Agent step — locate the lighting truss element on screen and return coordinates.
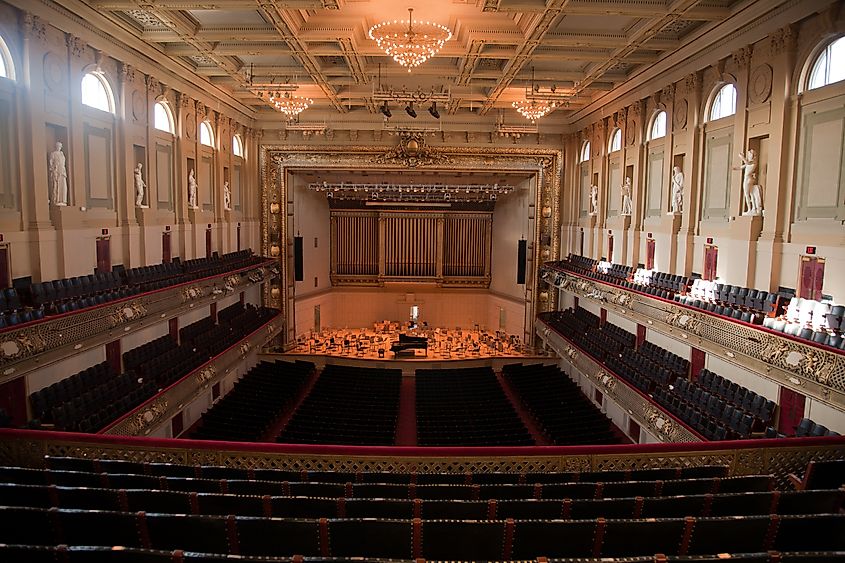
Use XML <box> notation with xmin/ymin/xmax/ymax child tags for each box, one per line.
<box><xmin>307</xmin><ymin>182</ymin><xmax>515</xmax><ymax>203</ymax></box>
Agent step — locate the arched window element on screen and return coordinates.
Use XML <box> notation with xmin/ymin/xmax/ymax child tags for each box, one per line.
<box><xmin>608</xmin><ymin>128</ymin><xmax>622</xmax><ymax>152</ymax></box>
<box><xmin>232</xmin><ymin>135</ymin><xmax>244</xmax><ymax>158</ymax></box>
<box><xmin>153</xmin><ymin>101</ymin><xmax>174</xmax><ymax>134</ymax></box>
<box><xmin>199</xmin><ymin>121</ymin><xmax>214</xmax><ymax>147</ymax></box>
<box><xmin>580</xmin><ymin>141</ymin><xmax>590</xmax><ymax>163</ymax></box>
<box><xmin>0</xmin><ymin>35</ymin><xmax>13</xmax><ymax>80</ymax></box>
<box><xmin>649</xmin><ymin>111</ymin><xmax>667</xmax><ymax>140</ymax></box>
<box><xmin>81</xmin><ymin>72</ymin><xmax>115</xmax><ymax>113</ymax></box>
<box><xmin>708</xmin><ymin>83</ymin><xmax>736</xmax><ymax>121</ymax></box>
<box><xmin>808</xmin><ymin>36</ymin><xmax>845</xmax><ymax>90</ymax></box>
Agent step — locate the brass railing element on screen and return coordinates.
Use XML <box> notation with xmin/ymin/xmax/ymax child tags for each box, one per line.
<box><xmin>0</xmin><ymin>429</ymin><xmax>842</xmax><ymax>491</ymax></box>
<box><xmin>540</xmin><ymin>264</ymin><xmax>845</xmax><ymax>411</ymax></box>
<box><xmin>0</xmin><ymin>259</ymin><xmax>278</xmax><ymax>386</ymax></box>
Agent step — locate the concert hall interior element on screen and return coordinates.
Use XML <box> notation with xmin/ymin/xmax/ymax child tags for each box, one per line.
<box><xmin>0</xmin><ymin>0</ymin><xmax>844</xmax><ymax>561</ymax></box>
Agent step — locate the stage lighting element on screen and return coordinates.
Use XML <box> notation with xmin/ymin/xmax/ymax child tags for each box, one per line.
<box><xmin>428</xmin><ymin>102</ymin><xmax>440</xmax><ymax>119</ymax></box>
<box><xmin>405</xmin><ymin>103</ymin><xmax>417</xmax><ymax>118</ymax></box>
<box><xmin>380</xmin><ymin>102</ymin><xmax>392</xmax><ymax>118</ymax></box>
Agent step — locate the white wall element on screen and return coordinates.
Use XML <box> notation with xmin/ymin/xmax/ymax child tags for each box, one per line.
<box><xmin>26</xmin><ymin>347</ymin><xmax>105</xmax><ymax>394</ymax></box>
<box><xmin>490</xmin><ymin>180</ymin><xmax>533</xmax><ymax>300</ymax></box>
<box><xmin>293</xmin><ymin>178</ymin><xmax>331</xmax><ymax>297</ymax></box>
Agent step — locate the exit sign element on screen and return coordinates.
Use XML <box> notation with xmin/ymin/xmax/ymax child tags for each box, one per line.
<box><xmin>806</xmin><ymin>246</ymin><xmax>816</xmax><ymax>255</ymax></box>
<box><xmin>706</xmin><ymin>237</ymin><xmax>714</xmax><ymax>244</ymax></box>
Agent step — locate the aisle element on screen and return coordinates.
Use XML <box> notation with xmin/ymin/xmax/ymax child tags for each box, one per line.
<box><xmin>395</xmin><ymin>376</ymin><xmax>417</xmax><ymax>446</ymax></box>
<box><xmin>495</xmin><ymin>372</ymin><xmax>552</xmax><ymax>446</ymax></box>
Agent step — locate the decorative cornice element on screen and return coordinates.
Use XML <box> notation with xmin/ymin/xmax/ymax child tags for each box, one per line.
<box><xmin>65</xmin><ymin>33</ymin><xmax>87</xmax><ymax>58</ymax></box>
<box><xmin>769</xmin><ymin>24</ymin><xmax>798</xmax><ymax>56</ymax></box>
<box><xmin>22</xmin><ymin>13</ymin><xmax>47</xmax><ymax>43</ymax></box>
<box><xmin>732</xmin><ymin>45</ymin><xmax>754</xmax><ymax>68</ymax></box>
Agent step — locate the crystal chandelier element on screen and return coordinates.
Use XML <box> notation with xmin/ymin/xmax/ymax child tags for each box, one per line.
<box><xmin>269</xmin><ymin>91</ymin><xmax>313</xmax><ymax>118</ymax></box>
<box><xmin>513</xmin><ymin>66</ymin><xmax>556</xmax><ymax>122</ymax></box>
<box><xmin>368</xmin><ymin>8</ymin><xmax>452</xmax><ymax>72</ymax></box>
<box><xmin>512</xmin><ymin>99</ymin><xmax>556</xmax><ymax>122</ymax></box>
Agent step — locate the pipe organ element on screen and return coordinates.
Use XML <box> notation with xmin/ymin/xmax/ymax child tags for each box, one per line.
<box><xmin>331</xmin><ymin>211</ymin><xmax>492</xmax><ymax>287</ymax></box>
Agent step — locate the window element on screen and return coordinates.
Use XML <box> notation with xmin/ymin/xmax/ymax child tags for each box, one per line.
<box><xmin>199</xmin><ymin>121</ymin><xmax>214</xmax><ymax>147</ymax></box>
<box><xmin>153</xmin><ymin>102</ymin><xmax>174</xmax><ymax>134</ymax></box>
<box><xmin>808</xmin><ymin>37</ymin><xmax>845</xmax><ymax>90</ymax></box>
<box><xmin>81</xmin><ymin>72</ymin><xmax>114</xmax><ymax>113</ymax></box>
<box><xmin>232</xmin><ymin>135</ymin><xmax>244</xmax><ymax>157</ymax></box>
<box><xmin>649</xmin><ymin>111</ymin><xmax>667</xmax><ymax>140</ymax></box>
<box><xmin>580</xmin><ymin>141</ymin><xmax>590</xmax><ymax>163</ymax></box>
<box><xmin>708</xmin><ymin>83</ymin><xmax>736</xmax><ymax>121</ymax></box>
<box><xmin>608</xmin><ymin>128</ymin><xmax>621</xmax><ymax>152</ymax></box>
<box><xmin>0</xmin><ymin>35</ymin><xmax>12</xmax><ymax>80</ymax></box>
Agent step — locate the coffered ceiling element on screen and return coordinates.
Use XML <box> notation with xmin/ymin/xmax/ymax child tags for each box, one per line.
<box><xmin>86</xmin><ymin>0</ymin><xmax>744</xmax><ymax>129</ymax></box>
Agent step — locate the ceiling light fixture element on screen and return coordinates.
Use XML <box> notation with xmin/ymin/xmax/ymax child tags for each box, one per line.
<box><xmin>405</xmin><ymin>102</ymin><xmax>417</xmax><ymax>118</ymax></box>
<box><xmin>513</xmin><ymin>67</ymin><xmax>556</xmax><ymax>122</ymax></box>
<box><xmin>380</xmin><ymin>102</ymin><xmax>392</xmax><ymax>118</ymax></box>
<box><xmin>368</xmin><ymin>8</ymin><xmax>452</xmax><ymax>72</ymax></box>
<box><xmin>428</xmin><ymin>102</ymin><xmax>440</xmax><ymax>119</ymax></box>
<box><xmin>269</xmin><ymin>91</ymin><xmax>313</xmax><ymax>118</ymax></box>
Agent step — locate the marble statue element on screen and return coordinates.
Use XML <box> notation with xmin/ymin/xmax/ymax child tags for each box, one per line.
<box><xmin>589</xmin><ymin>184</ymin><xmax>598</xmax><ymax>215</ymax></box>
<box><xmin>48</xmin><ymin>142</ymin><xmax>68</xmax><ymax>206</ymax></box>
<box><xmin>735</xmin><ymin>149</ymin><xmax>763</xmax><ymax>216</ymax></box>
<box><xmin>134</xmin><ymin>163</ymin><xmax>147</xmax><ymax>208</ymax></box>
<box><xmin>620</xmin><ymin>177</ymin><xmax>633</xmax><ymax>216</ymax></box>
<box><xmin>671</xmin><ymin>166</ymin><xmax>684</xmax><ymax>214</ymax></box>
<box><xmin>223</xmin><ymin>181</ymin><xmax>231</xmax><ymax>210</ymax></box>
<box><xmin>187</xmin><ymin>168</ymin><xmax>198</xmax><ymax>209</ymax></box>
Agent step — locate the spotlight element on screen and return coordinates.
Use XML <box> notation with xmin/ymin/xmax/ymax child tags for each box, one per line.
<box><xmin>428</xmin><ymin>102</ymin><xmax>440</xmax><ymax>119</ymax></box>
<box><xmin>405</xmin><ymin>102</ymin><xmax>417</xmax><ymax>118</ymax></box>
<box><xmin>380</xmin><ymin>102</ymin><xmax>392</xmax><ymax>118</ymax></box>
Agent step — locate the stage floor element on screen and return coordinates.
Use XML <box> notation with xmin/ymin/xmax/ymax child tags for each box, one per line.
<box><xmin>286</xmin><ymin>325</ymin><xmax>538</xmax><ymax>362</ymax></box>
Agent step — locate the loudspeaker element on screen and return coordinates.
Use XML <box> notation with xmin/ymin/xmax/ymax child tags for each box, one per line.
<box><xmin>517</xmin><ymin>239</ymin><xmax>527</xmax><ymax>284</ymax></box>
<box><xmin>294</xmin><ymin>236</ymin><xmax>304</xmax><ymax>281</ymax></box>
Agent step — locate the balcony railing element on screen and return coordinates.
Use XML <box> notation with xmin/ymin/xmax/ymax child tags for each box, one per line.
<box><xmin>540</xmin><ymin>263</ymin><xmax>845</xmax><ymax>411</ymax></box>
<box><xmin>101</xmin><ymin>312</ymin><xmax>284</xmax><ymax>437</ymax></box>
<box><xmin>535</xmin><ymin>314</ymin><xmax>704</xmax><ymax>444</ymax></box>
<box><xmin>0</xmin><ymin>259</ymin><xmax>278</xmax><ymax>386</ymax></box>
<box><xmin>0</xmin><ymin>428</ymin><xmax>842</xmax><ymax>491</ymax></box>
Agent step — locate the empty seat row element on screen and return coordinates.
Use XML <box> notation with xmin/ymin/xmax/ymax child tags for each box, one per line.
<box><xmin>189</xmin><ymin>360</ymin><xmax>313</xmax><ymax>442</ymax></box>
<box><xmin>1</xmin><ymin>506</ymin><xmax>842</xmax><ymax>559</ymax></box>
<box><xmin>503</xmin><ymin>363</ymin><xmax>622</xmax><ymax>446</ymax></box>
<box><xmin>2</xmin><ymin>481</ymin><xmax>841</xmax><ymax>520</ymax></box>
<box><xmin>277</xmin><ymin>365</ymin><xmax>401</xmax><ymax>446</ymax></box>
<box><xmin>416</xmin><ymin>367</ymin><xmax>533</xmax><ymax>446</ymax></box>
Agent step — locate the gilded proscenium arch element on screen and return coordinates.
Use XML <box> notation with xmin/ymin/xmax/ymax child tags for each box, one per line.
<box><xmin>259</xmin><ymin>144</ymin><xmax>563</xmax><ymax>347</ymax></box>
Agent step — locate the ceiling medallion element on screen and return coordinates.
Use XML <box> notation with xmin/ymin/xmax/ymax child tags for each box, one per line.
<box><xmin>368</xmin><ymin>8</ymin><xmax>452</xmax><ymax>72</ymax></box>
<box><xmin>374</xmin><ymin>131</ymin><xmax>452</xmax><ymax>168</ymax></box>
<box><xmin>269</xmin><ymin>91</ymin><xmax>313</xmax><ymax>118</ymax></box>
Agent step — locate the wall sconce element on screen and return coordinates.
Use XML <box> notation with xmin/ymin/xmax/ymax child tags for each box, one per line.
<box><xmin>269</xmin><ymin>202</ymin><xmax>280</xmax><ymax>214</ymax></box>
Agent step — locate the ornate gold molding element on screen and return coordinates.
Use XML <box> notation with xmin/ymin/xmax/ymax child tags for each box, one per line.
<box><xmin>542</xmin><ymin>266</ymin><xmax>845</xmax><ymax>410</ymax></box>
<box><xmin>3</xmin><ymin>428</ymin><xmax>842</xmax><ymax>491</ymax></box>
<box><xmin>536</xmin><ymin>318</ymin><xmax>702</xmax><ymax>444</ymax></box>
<box><xmin>260</xmin><ymin>143</ymin><xmax>562</xmax><ymax>346</ymax></box>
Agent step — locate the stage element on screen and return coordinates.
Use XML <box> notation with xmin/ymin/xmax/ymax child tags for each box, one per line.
<box><xmin>271</xmin><ymin>325</ymin><xmax>548</xmax><ymax>374</ymax></box>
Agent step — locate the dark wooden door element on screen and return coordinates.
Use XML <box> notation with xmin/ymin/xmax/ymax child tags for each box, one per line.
<box><xmin>646</xmin><ymin>238</ymin><xmax>655</xmax><ymax>270</ymax></box>
<box><xmin>162</xmin><ymin>232</ymin><xmax>171</xmax><ymax>263</ymax></box>
<box><xmin>205</xmin><ymin>228</ymin><xmax>212</xmax><ymax>259</ymax></box>
<box><xmin>607</xmin><ymin>234</ymin><xmax>614</xmax><ymax>263</ymax></box>
<box><xmin>703</xmin><ymin>245</ymin><xmax>718</xmax><ymax>281</ymax></box>
<box><xmin>799</xmin><ymin>256</ymin><xmax>825</xmax><ymax>300</ymax></box>
<box><xmin>96</xmin><ymin>238</ymin><xmax>111</xmax><ymax>273</ymax></box>
<box><xmin>778</xmin><ymin>387</ymin><xmax>806</xmax><ymax>436</ymax></box>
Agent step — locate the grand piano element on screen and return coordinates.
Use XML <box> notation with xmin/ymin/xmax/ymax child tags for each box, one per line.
<box><xmin>390</xmin><ymin>334</ymin><xmax>428</xmax><ymax>356</ymax></box>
